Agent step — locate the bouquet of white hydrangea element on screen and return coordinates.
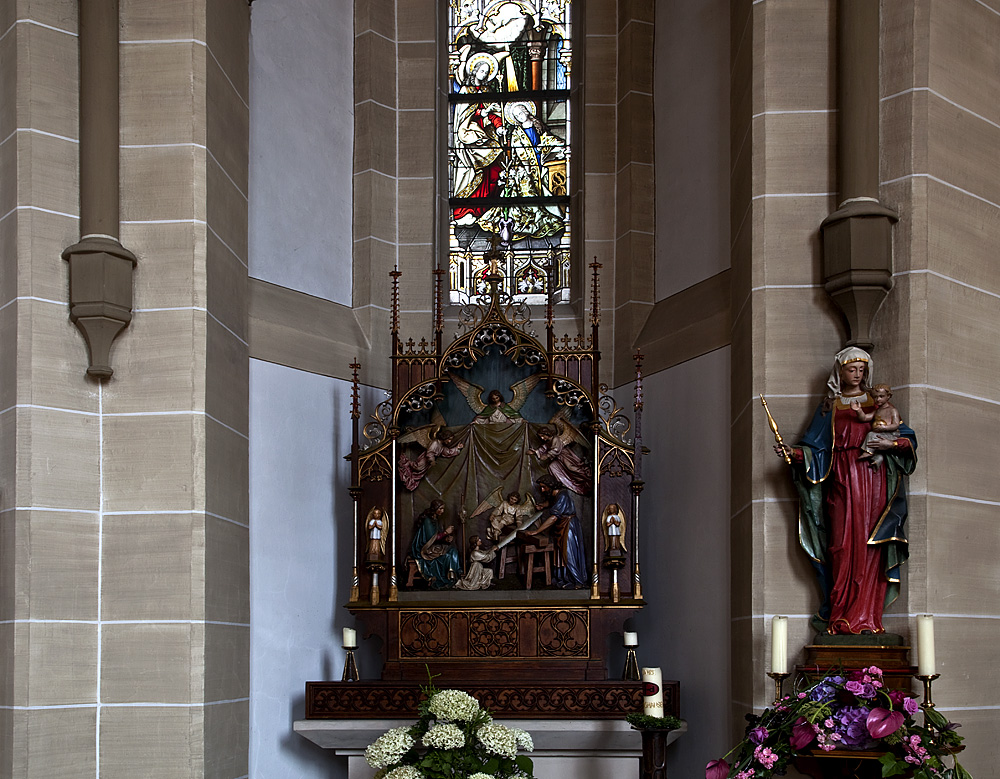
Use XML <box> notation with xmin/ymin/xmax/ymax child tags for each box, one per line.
<box><xmin>365</xmin><ymin>680</ymin><xmax>535</xmax><ymax>779</ymax></box>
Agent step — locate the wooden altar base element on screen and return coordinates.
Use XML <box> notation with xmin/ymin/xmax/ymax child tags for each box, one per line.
<box><xmin>305</xmin><ymin>679</ymin><xmax>679</xmax><ymax>720</ymax></box>
<box><xmin>793</xmin><ymin>746</ymin><xmax>964</xmax><ymax>779</ymax></box>
<box><xmin>799</xmin><ymin>640</ymin><xmax>915</xmax><ymax>692</ymax></box>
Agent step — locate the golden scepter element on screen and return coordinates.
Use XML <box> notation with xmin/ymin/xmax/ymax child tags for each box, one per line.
<box><xmin>760</xmin><ymin>394</ymin><xmax>791</xmax><ymax>465</ymax></box>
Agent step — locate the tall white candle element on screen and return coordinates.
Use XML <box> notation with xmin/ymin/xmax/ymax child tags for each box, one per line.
<box><xmin>916</xmin><ymin>615</ymin><xmax>935</xmax><ymax>676</ymax></box>
<box><xmin>642</xmin><ymin>667</ymin><xmax>663</xmax><ymax>716</ymax></box>
<box><xmin>771</xmin><ymin>616</ymin><xmax>788</xmax><ymax>674</ymax></box>
<box><xmin>343</xmin><ymin>627</ymin><xmax>357</xmax><ymax>648</ymax></box>
<box><xmin>624</xmin><ymin>631</ymin><xmax>638</xmax><ymax>647</ymax></box>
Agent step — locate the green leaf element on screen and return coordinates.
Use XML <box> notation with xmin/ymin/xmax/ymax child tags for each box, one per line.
<box><xmin>924</xmin><ymin>707</ymin><xmax>949</xmax><ymax>729</ymax></box>
<box><xmin>515</xmin><ymin>754</ymin><xmax>534</xmax><ymax>773</ymax></box>
<box><xmin>878</xmin><ymin>752</ymin><xmax>906</xmax><ymax>777</ymax></box>
<box><xmin>952</xmin><ymin>760</ymin><xmax>974</xmax><ymax>779</ymax></box>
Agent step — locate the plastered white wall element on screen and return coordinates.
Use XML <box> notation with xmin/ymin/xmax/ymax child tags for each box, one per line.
<box><xmin>249</xmin><ymin>0</ymin><xmax>354</xmax><ymax>305</ymax></box>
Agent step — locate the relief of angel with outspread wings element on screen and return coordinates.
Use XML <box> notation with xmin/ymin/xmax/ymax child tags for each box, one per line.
<box><xmin>448</xmin><ymin>372</ymin><xmax>542</xmax><ymax>424</ymax></box>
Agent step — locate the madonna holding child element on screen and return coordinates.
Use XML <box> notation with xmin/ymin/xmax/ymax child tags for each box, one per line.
<box><xmin>775</xmin><ymin>347</ymin><xmax>917</xmax><ymax>635</ymax></box>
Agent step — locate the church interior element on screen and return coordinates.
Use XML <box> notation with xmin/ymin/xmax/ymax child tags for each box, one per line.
<box><xmin>2</xmin><ymin>0</ymin><xmax>998</xmax><ymax>776</ymax></box>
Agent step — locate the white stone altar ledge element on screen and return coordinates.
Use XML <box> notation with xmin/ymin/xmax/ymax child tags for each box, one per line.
<box><xmin>295</xmin><ymin>718</ymin><xmax>686</xmax><ymax>779</ymax></box>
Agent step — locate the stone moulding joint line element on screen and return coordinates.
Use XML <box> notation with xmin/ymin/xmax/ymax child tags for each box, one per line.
<box><xmin>616</xmin><ymin>90</ymin><xmax>653</xmax><ymax>104</ymax></box>
<box><xmin>5</xmin><ymin>403</ymin><xmax>97</xmax><ymax>417</ymax></box>
<box><xmin>354</xmin><ymin>27</ymin><xmax>396</xmax><ymax>45</ymax></box>
<box><xmin>752</xmin><ymin>109</ymin><xmax>836</xmax><ymax>119</ymax></box>
<box><xmin>5</xmin><ymin>128</ymin><xmax>79</xmax><ymax>145</ymax></box>
<box><xmin>354</xmin><ymin>167</ymin><xmax>398</xmax><ymax>180</ymax></box>
<box><xmin>971</xmin><ymin>0</ymin><xmax>1000</xmax><ymax>18</ymax></box>
<box><xmin>730</xmin><ymin>284</ymin><xmax>824</xmax><ymax>335</ymax></box>
<box><xmin>206</xmin><ymin>47</ymin><xmax>249</xmax><ymax>111</ymax></box>
<box><xmin>122</xmin><ymin>38</ymin><xmax>206</xmax><ymax>47</ymax></box>
<box><xmin>100</xmin><ymin>698</ymin><xmax>252</xmax><ymax>708</ymax></box>
<box><xmin>100</xmin><ymin>409</ymin><xmax>249</xmax><ymax>441</ymax></box>
<box><xmin>122</xmin><ymin>219</ymin><xmax>206</xmax><ymax>226</ymax></box>
<box><xmin>911</xmin><ymin>491</ymin><xmax>1000</xmax><ymax>507</ymax></box>
<box><xmin>1</xmin><ymin>19</ymin><xmax>77</xmax><ymax>42</ymax></box>
<box><xmin>893</xmin><ymin>383</ymin><xmax>1000</xmax><ymax>408</ymax></box>
<box><xmin>3</xmin><ymin>507</ymin><xmax>99</xmax><ymax>514</ymax></box>
<box><xmin>128</xmin><ymin>307</ymin><xmax>248</xmax><ymax>347</ymax></box>
<box><xmin>881</xmin><ymin>173</ymin><xmax>1000</xmax><ymax>212</ymax></box>
<box><xmin>97</xmin><ymin>382</ymin><xmax>104</xmax><ymax>775</ymax></box>
<box><xmin>881</xmin><ymin>87</ymin><xmax>1000</xmax><ymax>132</ymax></box>
<box><xmin>207</xmin><ymin>224</ymin><xmax>249</xmax><ymax>270</ymax></box>
<box><xmin>97</xmin><ymin>509</ymin><xmax>248</xmax><ymax>528</ymax></box>
<box><xmin>895</xmin><ymin>269</ymin><xmax>1000</xmax><ymax>302</ymax></box>
<box><xmin>355</xmin><ymin>98</ymin><xmax>398</xmax><ymax>113</ymax></box>
<box><xmin>0</xmin><ymin>704</ymin><xmax>97</xmax><ymax>711</ymax></box>
<box><xmin>751</xmin><ymin>192</ymin><xmax>835</xmax><ymax>200</ymax></box>
<box><xmin>1</xmin><ymin>205</ymin><xmax>78</xmax><ymax>222</ymax></box>
<box><xmin>6</xmin><ymin>295</ymin><xmax>56</xmax><ymax>312</ymax></box>
<box><xmin>0</xmin><ymin>619</ymin><xmax>251</xmax><ymax>629</ymax></box>
<box><xmin>207</xmin><ymin>147</ymin><xmax>249</xmax><ymax>202</ymax></box>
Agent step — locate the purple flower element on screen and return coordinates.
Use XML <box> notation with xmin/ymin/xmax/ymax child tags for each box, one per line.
<box><xmin>888</xmin><ymin>690</ymin><xmax>906</xmax><ymax>708</ymax></box>
<box><xmin>790</xmin><ymin>718</ymin><xmax>816</xmax><ymax>750</ymax></box>
<box><xmin>903</xmin><ymin>697</ymin><xmax>919</xmax><ymax>716</ymax></box>
<box><xmin>844</xmin><ymin>680</ymin><xmax>865</xmax><ymax>695</ymax></box>
<box><xmin>833</xmin><ymin>706</ymin><xmax>874</xmax><ymax>749</ymax></box>
<box><xmin>809</xmin><ymin>676</ymin><xmax>844</xmax><ymax>702</ymax></box>
<box><xmin>748</xmin><ymin>726</ymin><xmax>769</xmax><ymax>745</ymax></box>
<box><xmin>867</xmin><ymin>707</ymin><xmax>905</xmax><ymax>739</ymax></box>
<box><xmin>705</xmin><ymin>758</ymin><xmax>730</xmax><ymax>779</ymax></box>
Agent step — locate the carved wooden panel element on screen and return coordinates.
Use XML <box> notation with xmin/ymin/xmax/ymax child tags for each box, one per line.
<box><xmin>537</xmin><ymin>609</ymin><xmax>589</xmax><ymax>657</ymax></box>
<box><xmin>398</xmin><ymin>608</ymin><xmax>593</xmax><ymax>660</ymax></box>
<box><xmin>400</xmin><ymin>611</ymin><xmax>450</xmax><ymax>657</ymax></box>
<box><xmin>469</xmin><ymin>611</ymin><xmax>519</xmax><ymax>657</ymax></box>
<box><xmin>305</xmin><ymin>679</ymin><xmax>679</xmax><ymax>720</ymax></box>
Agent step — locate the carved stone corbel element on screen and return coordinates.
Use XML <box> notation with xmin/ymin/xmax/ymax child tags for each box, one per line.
<box><xmin>62</xmin><ymin>237</ymin><xmax>137</xmax><ymax>379</ymax></box>
<box><xmin>820</xmin><ymin>0</ymin><xmax>898</xmax><ymax>351</ymax></box>
<box><xmin>65</xmin><ymin>0</ymin><xmax>136</xmax><ymax>378</ymax></box>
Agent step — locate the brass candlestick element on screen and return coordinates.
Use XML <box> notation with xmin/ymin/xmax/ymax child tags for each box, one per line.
<box><xmin>342</xmin><ymin>646</ymin><xmax>359</xmax><ymax>682</ymax></box>
<box><xmin>623</xmin><ymin>645</ymin><xmax>640</xmax><ymax>682</ymax></box>
<box><xmin>916</xmin><ymin>673</ymin><xmax>940</xmax><ymax>726</ymax></box>
<box><xmin>767</xmin><ymin>672</ymin><xmax>790</xmax><ymax>706</ymax></box>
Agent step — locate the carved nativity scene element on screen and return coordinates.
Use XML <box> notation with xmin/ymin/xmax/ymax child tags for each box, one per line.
<box><xmin>305</xmin><ymin>258</ymin><xmax>676</xmax><ymax>720</ymax></box>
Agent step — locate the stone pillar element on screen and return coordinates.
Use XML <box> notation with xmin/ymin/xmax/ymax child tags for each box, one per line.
<box><xmin>0</xmin><ymin>0</ymin><xmax>250</xmax><ymax>775</ymax></box>
<box><xmin>729</xmin><ymin>0</ymin><xmax>842</xmax><ymax>740</ymax></box>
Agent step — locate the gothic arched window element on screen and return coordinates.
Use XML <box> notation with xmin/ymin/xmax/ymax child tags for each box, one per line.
<box><xmin>448</xmin><ymin>0</ymin><xmax>572</xmax><ymax>305</ymax></box>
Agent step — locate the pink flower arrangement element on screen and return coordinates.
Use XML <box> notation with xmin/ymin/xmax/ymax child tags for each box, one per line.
<box><xmin>705</xmin><ymin>667</ymin><xmax>970</xmax><ymax>779</ymax></box>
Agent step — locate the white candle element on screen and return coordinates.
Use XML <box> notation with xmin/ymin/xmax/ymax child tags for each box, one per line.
<box><xmin>916</xmin><ymin>615</ymin><xmax>935</xmax><ymax>676</ymax></box>
<box><xmin>343</xmin><ymin>627</ymin><xmax>357</xmax><ymax>648</ymax></box>
<box><xmin>642</xmin><ymin>667</ymin><xmax>663</xmax><ymax>716</ymax></box>
<box><xmin>624</xmin><ymin>631</ymin><xmax>638</xmax><ymax>647</ymax></box>
<box><xmin>771</xmin><ymin>616</ymin><xmax>788</xmax><ymax>674</ymax></box>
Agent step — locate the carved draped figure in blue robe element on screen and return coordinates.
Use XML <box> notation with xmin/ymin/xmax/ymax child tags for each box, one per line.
<box><xmin>410</xmin><ymin>500</ymin><xmax>463</xmax><ymax>589</ymax></box>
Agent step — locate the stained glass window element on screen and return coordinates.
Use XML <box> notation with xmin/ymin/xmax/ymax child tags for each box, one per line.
<box><xmin>448</xmin><ymin>0</ymin><xmax>572</xmax><ymax>305</ymax></box>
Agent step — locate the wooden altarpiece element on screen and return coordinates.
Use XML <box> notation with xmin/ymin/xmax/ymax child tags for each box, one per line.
<box><xmin>306</xmin><ymin>262</ymin><xmax>678</xmax><ymax>720</ymax></box>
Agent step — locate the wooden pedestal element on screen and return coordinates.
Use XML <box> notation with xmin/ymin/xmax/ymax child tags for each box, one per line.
<box><xmin>799</xmin><ymin>641</ymin><xmax>915</xmax><ymax>692</ymax></box>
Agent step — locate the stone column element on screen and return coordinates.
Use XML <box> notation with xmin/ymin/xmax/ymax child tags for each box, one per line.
<box><xmin>0</xmin><ymin>0</ymin><xmax>250</xmax><ymax>775</ymax></box>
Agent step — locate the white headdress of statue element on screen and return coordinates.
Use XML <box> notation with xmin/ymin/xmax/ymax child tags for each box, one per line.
<box><xmin>826</xmin><ymin>346</ymin><xmax>873</xmax><ymax>397</ymax></box>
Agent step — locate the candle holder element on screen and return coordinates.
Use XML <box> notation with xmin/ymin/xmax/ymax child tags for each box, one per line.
<box><xmin>767</xmin><ymin>672</ymin><xmax>790</xmax><ymax>706</ymax></box>
<box><xmin>916</xmin><ymin>673</ymin><xmax>940</xmax><ymax>725</ymax></box>
<box><xmin>342</xmin><ymin>646</ymin><xmax>359</xmax><ymax>682</ymax></box>
<box><xmin>622</xmin><ymin>643</ymin><xmax>640</xmax><ymax>682</ymax></box>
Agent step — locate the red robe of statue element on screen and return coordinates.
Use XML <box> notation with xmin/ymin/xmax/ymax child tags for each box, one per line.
<box><xmin>825</xmin><ymin>400</ymin><xmax>888</xmax><ymax>634</ymax></box>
